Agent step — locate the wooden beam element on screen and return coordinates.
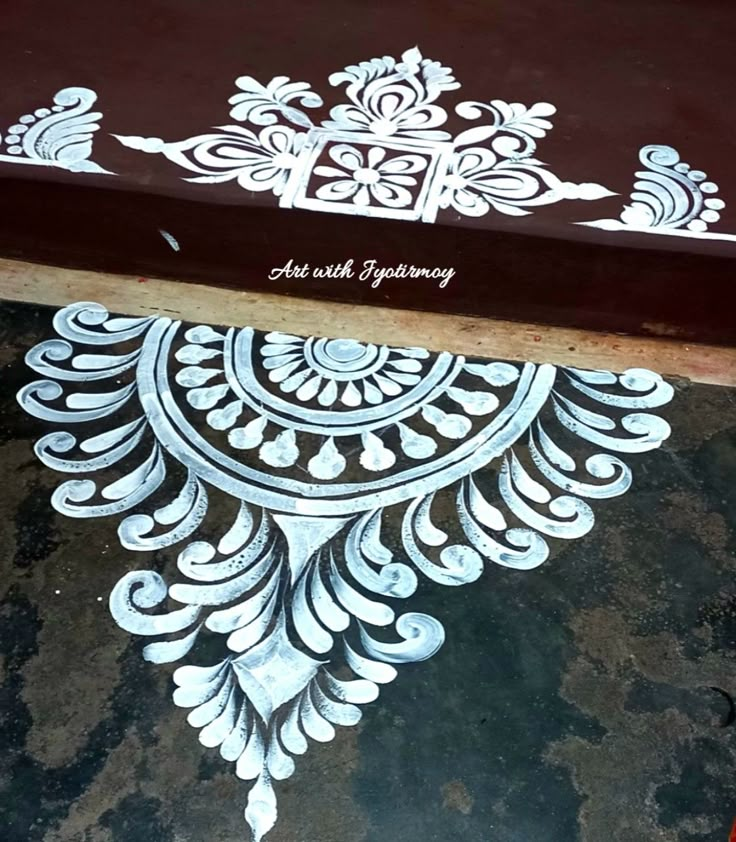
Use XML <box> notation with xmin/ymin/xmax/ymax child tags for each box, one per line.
<box><xmin>1</xmin><ymin>257</ymin><xmax>734</xmax><ymax>386</ymax></box>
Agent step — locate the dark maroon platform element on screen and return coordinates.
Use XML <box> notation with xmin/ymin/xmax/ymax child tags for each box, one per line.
<box><xmin>2</xmin><ymin>1</ymin><xmax>736</xmax><ymax>343</ymax></box>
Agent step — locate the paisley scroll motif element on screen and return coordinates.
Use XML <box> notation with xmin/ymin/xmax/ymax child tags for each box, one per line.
<box><xmin>114</xmin><ymin>46</ymin><xmax>615</xmax><ymax>223</ymax></box>
<box><xmin>18</xmin><ymin>302</ymin><xmax>673</xmax><ymax>840</ymax></box>
<box><xmin>579</xmin><ymin>144</ymin><xmax>736</xmax><ymax>242</ymax></box>
<box><xmin>0</xmin><ymin>87</ymin><xmax>112</xmax><ymax>174</ymax></box>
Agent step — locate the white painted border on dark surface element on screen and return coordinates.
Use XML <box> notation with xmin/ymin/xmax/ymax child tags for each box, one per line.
<box><xmin>17</xmin><ymin>301</ymin><xmax>674</xmax><ymax>841</ymax></box>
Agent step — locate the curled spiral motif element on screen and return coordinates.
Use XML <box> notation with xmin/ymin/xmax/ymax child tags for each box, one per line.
<box><xmin>1</xmin><ymin>87</ymin><xmax>112</xmax><ymax>173</ymax></box>
<box><xmin>113</xmin><ymin>45</ymin><xmax>614</xmax><ymax>224</ymax></box>
<box><xmin>17</xmin><ymin>302</ymin><xmax>673</xmax><ymax>840</ymax></box>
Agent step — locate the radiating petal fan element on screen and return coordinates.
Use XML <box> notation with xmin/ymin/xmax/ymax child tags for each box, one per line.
<box><xmin>17</xmin><ymin>302</ymin><xmax>673</xmax><ymax>840</ymax></box>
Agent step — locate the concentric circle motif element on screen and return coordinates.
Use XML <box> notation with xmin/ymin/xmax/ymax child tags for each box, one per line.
<box><xmin>18</xmin><ymin>301</ymin><xmax>674</xmax><ymax>842</ymax></box>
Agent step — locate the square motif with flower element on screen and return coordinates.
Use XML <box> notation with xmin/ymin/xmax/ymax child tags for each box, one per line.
<box><xmin>280</xmin><ymin>129</ymin><xmax>452</xmax><ymax>222</ymax></box>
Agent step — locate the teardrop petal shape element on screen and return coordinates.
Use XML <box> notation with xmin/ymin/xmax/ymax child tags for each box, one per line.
<box><xmin>341</xmin><ymin>381</ymin><xmax>362</xmax><ymax>407</ymax></box>
<box><xmin>186</xmin><ymin>383</ymin><xmax>230</xmax><ymax>410</ymax></box>
<box><xmin>385</xmin><ymin>371</ymin><xmax>420</xmax><ymax>386</ymax></box>
<box><xmin>464</xmin><ymin>362</ymin><xmax>520</xmax><ymax>386</ymax></box>
<box><xmin>207</xmin><ymin>399</ymin><xmax>243</xmax><ymax>431</ymax></box>
<box><xmin>397</xmin><ymin>422</ymin><xmax>437</xmax><ymax>459</ymax></box>
<box><xmin>268</xmin><ymin>359</ymin><xmax>303</xmax><ymax>383</ymax></box>
<box><xmin>308</xmin><ymin>438</ymin><xmax>346</xmax><ymax>480</ymax></box>
<box><xmin>259</xmin><ymin>429</ymin><xmax>299</xmax><ymax>468</ymax></box>
<box><xmin>184</xmin><ymin>326</ymin><xmax>224</xmax><ymax>344</ymax></box>
<box><xmin>280</xmin><ymin>368</ymin><xmax>313</xmax><ymax>393</ymax></box>
<box><xmin>296</xmin><ymin>375</ymin><xmax>323</xmax><ymax>402</ymax></box>
<box><xmin>387</xmin><ymin>358</ymin><xmax>422</xmax><ymax>373</ymax></box>
<box><xmin>318</xmin><ymin>379</ymin><xmax>338</xmax><ymax>407</ymax></box>
<box><xmin>176</xmin><ymin>366</ymin><xmax>220</xmax><ymax>388</ymax></box>
<box><xmin>421</xmin><ymin>404</ymin><xmax>471</xmax><ymax>439</ymax></box>
<box><xmin>363</xmin><ymin>380</ymin><xmax>384</xmax><ymax>405</ymax></box>
<box><xmin>373</xmin><ymin>374</ymin><xmax>403</xmax><ymax>396</ymax></box>
<box><xmin>446</xmin><ymin>386</ymin><xmax>499</xmax><ymax>416</ymax></box>
<box><xmin>359</xmin><ymin>431</ymin><xmax>396</xmax><ymax>472</ymax></box>
<box><xmin>228</xmin><ymin>415</ymin><xmax>267</xmax><ymax>450</ymax></box>
<box><xmin>176</xmin><ymin>345</ymin><xmax>221</xmax><ymax>365</ymax></box>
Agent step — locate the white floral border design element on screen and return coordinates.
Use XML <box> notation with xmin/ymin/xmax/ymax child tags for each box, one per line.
<box><xmin>17</xmin><ymin>302</ymin><xmax>674</xmax><ymax>841</ymax></box>
<box><xmin>3</xmin><ymin>68</ymin><xmax>736</xmax><ymax>245</ymax></box>
<box><xmin>0</xmin><ymin>87</ymin><xmax>112</xmax><ymax>174</ymax></box>
<box><xmin>578</xmin><ymin>144</ymin><xmax>736</xmax><ymax>243</ymax></box>
<box><xmin>113</xmin><ymin>46</ymin><xmax>616</xmax><ymax>223</ymax></box>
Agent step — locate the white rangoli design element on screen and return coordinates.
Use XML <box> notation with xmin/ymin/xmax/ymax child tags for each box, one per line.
<box><xmin>113</xmin><ymin>46</ymin><xmax>615</xmax><ymax>223</ymax></box>
<box><xmin>4</xmin><ymin>73</ymin><xmax>736</xmax><ymax>246</ymax></box>
<box><xmin>579</xmin><ymin>144</ymin><xmax>736</xmax><ymax>242</ymax></box>
<box><xmin>0</xmin><ymin>87</ymin><xmax>111</xmax><ymax>174</ymax></box>
<box><xmin>17</xmin><ymin>302</ymin><xmax>674</xmax><ymax>841</ymax></box>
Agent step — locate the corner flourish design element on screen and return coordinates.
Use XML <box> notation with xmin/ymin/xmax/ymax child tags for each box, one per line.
<box><xmin>17</xmin><ymin>302</ymin><xmax>673</xmax><ymax>840</ymax></box>
<box><xmin>578</xmin><ymin>144</ymin><xmax>736</xmax><ymax>242</ymax></box>
<box><xmin>114</xmin><ymin>46</ymin><xmax>614</xmax><ymax>223</ymax></box>
<box><xmin>0</xmin><ymin>87</ymin><xmax>112</xmax><ymax>174</ymax></box>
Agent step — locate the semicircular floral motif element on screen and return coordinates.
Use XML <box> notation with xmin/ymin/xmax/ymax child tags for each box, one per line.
<box><xmin>256</xmin><ymin>329</ymin><xmax>430</xmax><ymax>406</ymax></box>
<box><xmin>165</xmin><ymin>317</ymin><xmax>543</xmax><ymax>492</ymax></box>
<box><xmin>17</xmin><ymin>302</ymin><xmax>674</xmax><ymax>841</ymax></box>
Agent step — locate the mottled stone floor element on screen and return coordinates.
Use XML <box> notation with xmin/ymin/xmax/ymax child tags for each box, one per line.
<box><xmin>1</xmin><ymin>300</ymin><xmax>736</xmax><ymax>842</ymax></box>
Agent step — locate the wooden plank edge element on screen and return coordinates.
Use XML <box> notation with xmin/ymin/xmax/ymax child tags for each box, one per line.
<box><xmin>0</xmin><ymin>257</ymin><xmax>733</xmax><ymax>387</ymax></box>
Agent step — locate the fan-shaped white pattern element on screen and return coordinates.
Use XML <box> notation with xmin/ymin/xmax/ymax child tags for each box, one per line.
<box><xmin>17</xmin><ymin>302</ymin><xmax>674</xmax><ymax>841</ymax></box>
<box><xmin>114</xmin><ymin>46</ymin><xmax>615</xmax><ymax>223</ymax></box>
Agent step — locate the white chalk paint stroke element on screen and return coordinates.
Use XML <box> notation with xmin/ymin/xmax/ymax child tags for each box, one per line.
<box><xmin>158</xmin><ymin>229</ymin><xmax>180</xmax><ymax>251</ymax></box>
<box><xmin>113</xmin><ymin>46</ymin><xmax>615</xmax><ymax>223</ymax></box>
<box><xmin>578</xmin><ymin>144</ymin><xmax>736</xmax><ymax>242</ymax></box>
<box><xmin>0</xmin><ymin>87</ymin><xmax>112</xmax><ymax>174</ymax></box>
<box><xmin>17</xmin><ymin>302</ymin><xmax>674</xmax><ymax>841</ymax></box>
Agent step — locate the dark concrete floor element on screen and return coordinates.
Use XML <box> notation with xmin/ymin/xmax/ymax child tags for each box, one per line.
<box><xmin>1</xmin><ymin>301</ymin><xmax>736</xmax><ymax>842</ymax></box>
